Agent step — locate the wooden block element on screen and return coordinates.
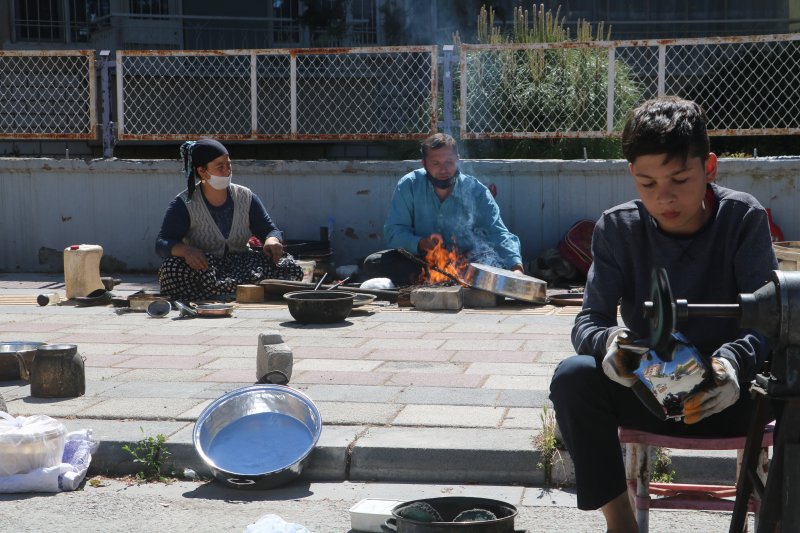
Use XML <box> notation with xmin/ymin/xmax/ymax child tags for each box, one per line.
<box><xmin>236</xmin><ymin>284</ymin><xmax>264</xmax><ymax>303</ymax></box>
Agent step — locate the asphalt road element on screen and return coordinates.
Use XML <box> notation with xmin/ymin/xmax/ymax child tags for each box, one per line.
<box><xmin>0</xmin><ymin>477</ymin><xmax>748</xmax><ymax>532</ymax></box>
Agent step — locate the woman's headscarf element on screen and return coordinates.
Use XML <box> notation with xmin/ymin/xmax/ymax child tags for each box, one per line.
<box><xmin>180</xmin><ymin>139</ymin><xmax>229</xmax><ymax>199</ymax></box>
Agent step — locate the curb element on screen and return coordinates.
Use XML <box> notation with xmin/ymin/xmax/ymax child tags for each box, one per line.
<box><xmin>84</xmin><ymin>424</ymin><xmax>743</xmax><ymax>488</ymax></box>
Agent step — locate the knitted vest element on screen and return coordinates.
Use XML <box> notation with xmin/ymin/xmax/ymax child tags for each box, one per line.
<box><xmin>179</xmin><ymin>184</ymin><xmax>252</xmax><ymax>256</ymax></box>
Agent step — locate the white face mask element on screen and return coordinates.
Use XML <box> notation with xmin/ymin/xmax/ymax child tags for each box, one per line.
<box><xmin>205</xmin><ymin>173</ymin><xmax>232</xmax><ymax>190</ymax></box>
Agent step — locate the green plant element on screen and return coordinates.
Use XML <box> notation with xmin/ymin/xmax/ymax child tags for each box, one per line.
<box><xmin>452</xmin><ymin>3</ymin><xmax>643</xmax><ymax>159</ymax></box>
<box><xmin>122</xmin><ymin>428</ymin><xmax>173</xmax><ymax>482</ymax></box>
<box><xmin>651</xmin><ymin>447</ymin><xmax>675</xmax><ymax>483</ymax></box>
<box><xmin>535</xmin><ymin>405</ymin><xmax>564</xmax><ymax>486</ymax></box>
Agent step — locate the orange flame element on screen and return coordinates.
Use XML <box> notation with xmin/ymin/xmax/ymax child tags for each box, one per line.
<box><xmin>420</xmin><ymin>240</ymin><xmax>469</xmax><ymax>284</ymax></box>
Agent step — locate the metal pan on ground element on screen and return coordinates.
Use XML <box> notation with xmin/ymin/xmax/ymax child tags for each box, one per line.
<box><xmin>548</xmin><ymin>293</ymin><xmax>584</xmax><ymax>306</ymax></box>
<box><xmin>127</xmin><ymin>291</ymin><xmax>166</xmax><ymax>312</ymax></box>
<box><xmin>283</xmin><ymin>291</ymin><xmax>353</xmax><ymax>323</ymax></box>
<box><xmin>146</xmin><ymin>299</ymin><xmax>172</xmax><ymax>318</ymax></box>
<box><xmin>351</xmin><ymin>293</ymin><xmax>377</xmax><ymax>307</ymax></box>
<box><xmin>195</xmin><ymin>303</ymin><xmax>235</xmax><ymax>318</ymax></box>
<box><xmin>193</xmin><ymin>384</ymin><xmax>322</xmax><ymax>489</ymax></box>
<box><xmin>175</xmin><ymin>301</ymin><xmax>198</xmax><ymax>318</ymax></box>
<box><xmin>261</xmin><ymin>279</ymin><xmax>399</xmax><ymax>303</ymax></box>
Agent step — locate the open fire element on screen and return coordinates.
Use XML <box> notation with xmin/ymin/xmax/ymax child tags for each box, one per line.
<box><xmin>419</xmin><ymin>240</ymin><xmax>469</xmax><ymax>285</ymax></box>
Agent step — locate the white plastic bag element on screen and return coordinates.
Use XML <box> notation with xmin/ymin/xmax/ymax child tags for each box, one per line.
<box><xmin>243</xmin><ymin>514</ymin><xmax>310</xmax><ymax>533</ymax></box>
<box><xmin>359</xmin><ymin>277</ymin><xmax>395</xmax><ymax>290</ymax></box>
<box><xmin>0</xmin><ymin>428</ymin><xmax>98</xmax><ymax>493</ymax></box>
<box><xmin>0</xmin><ymin>411</ymin><xmax>66</xmax><ymax>476</ymax></box>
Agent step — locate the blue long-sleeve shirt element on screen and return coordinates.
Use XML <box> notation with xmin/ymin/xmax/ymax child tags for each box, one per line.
<box><xmin>155</xmin><ymin>188</ymin><xmax>282</xmax><ymax>258</ymax></box>
<box><xmin>384</xmin><ymin>168</ymin><xmax>522</xmax><ymax>268</ymax></box>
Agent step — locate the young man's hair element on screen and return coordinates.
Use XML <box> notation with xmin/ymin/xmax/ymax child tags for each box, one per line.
<box><xmin>421</xmin><ymin>133</ymin><xmax>459</xmax><ymax>159</ymax></box>
<box><xmin>621</xmin><ymin>96</ymin><xmax>710</xmax><ymax>165</ymax></box>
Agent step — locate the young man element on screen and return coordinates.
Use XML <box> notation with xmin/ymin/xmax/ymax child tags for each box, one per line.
<box><xmin>362</xmin><ymin>133</ymin><xmax>524</xmax><ymax>286</ymax></box>
<box><xmin>549</xmin><ymin>96</ymin><xmax>777</xmax><ymax>532</ymax></box>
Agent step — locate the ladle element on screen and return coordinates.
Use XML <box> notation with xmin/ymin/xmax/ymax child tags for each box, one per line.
<box><xmin>313</xmin><ymin>273</ymin><xmax>328</xmax><ymax>291</ymax></box>
<box><xmin>327</xmin><ymin>276</ymin><xmax>351</xmax><ymax>290</ymax></box>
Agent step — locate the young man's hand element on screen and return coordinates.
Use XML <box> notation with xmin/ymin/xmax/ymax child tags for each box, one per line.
<box><xmin>683</xmin><ymin>357</ymin><xmax>740</xmax><ymax>424</ymax></box>
<box><xmin>602</xmin><ymin>328</ymin><xmax>643</xmax><ymax>387</ymax></box>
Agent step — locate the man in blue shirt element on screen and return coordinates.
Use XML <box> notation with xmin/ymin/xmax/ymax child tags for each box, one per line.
<box><xmin>363</xmin><ymin>133</ymin><xmax>523</xmax><ymax>286</ymax></box>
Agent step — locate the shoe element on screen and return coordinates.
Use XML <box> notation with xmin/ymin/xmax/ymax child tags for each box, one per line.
<box><xmin>74</xmin><ymin>289</ymin><xmax>113</xmax><ymax>307</ymax></box>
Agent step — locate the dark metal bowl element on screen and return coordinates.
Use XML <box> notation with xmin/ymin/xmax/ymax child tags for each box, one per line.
<box><xmin>283</xmin><ymin>291</ymin><xmax>354</xmax><ymax>323</ymax></box>
<box><xmin>193</xmin><ymin>385</ymin><xmax>322</xmax><ymax>489</ymax></box>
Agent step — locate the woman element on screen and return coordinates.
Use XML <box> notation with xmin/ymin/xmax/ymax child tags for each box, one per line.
<box><xmin>155</xmin><ymin>139</ymin><xmax>302</xmax><ymax>301</ymax></box>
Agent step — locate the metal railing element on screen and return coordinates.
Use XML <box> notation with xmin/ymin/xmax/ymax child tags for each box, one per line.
<box><xmin>0</xmin><ymin>50</ymin><xmax>96</xmax><ymax>140</ymax></box>
<box><xmin>460</xmin><ymin>33</ymin><xmax>800</xmax><ymax>139</ymax></box>
<box><xmin>116</xmin><ymin>46</ymin><xmax>437</xmax><ymax>141</ymax></box>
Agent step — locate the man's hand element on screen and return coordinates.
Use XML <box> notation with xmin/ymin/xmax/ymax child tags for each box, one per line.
<box><xmin>418</xmin><ymin>233</ymin><xmax>444</xmax><ymax>253</ymax></box>
<box><xmin>602</xmin><ymin>328</ymin><xmax>643</xmax><ymax>387</ymax></box>
<box><xmin>262</xmin><ymin>236</ymin><xmax>284</xmax><ymax>265</ymax></box>
<box><xmin>683</xmin><ymin>357</ymin><xmax>740</xmax><ymax>424</ymax></box>
<box><xmin>510</xmin><ymin>264</ymin><xmax>524</xmax><ymax>274</ymax></box>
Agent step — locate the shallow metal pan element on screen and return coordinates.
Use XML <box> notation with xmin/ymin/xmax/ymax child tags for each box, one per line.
<box><xmin>193</xmin><ymin>385</ymin><xmax>322</xmax><ymax>489</ymax></box>
<box><xmin>462</xmin><ymin>263</ymin><xmax>547</xmax><ymax>304</ymax></box>
<box><xmin>195</xmin><ymin>303</ymin><xmax>234</xmax><ymax>318</ymax></box>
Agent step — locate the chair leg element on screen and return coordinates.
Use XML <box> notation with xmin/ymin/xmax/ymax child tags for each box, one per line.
<box><xmin>625</xmin><ymin>443</ymin><xmax>638</xmax><ymax>513</ymax></box>
<box><xmin>735</xmin><ymin>445</ymin><xmax>770</xmax><ymax>533</ymax></box>
<box><xmin>752</xmin><ymin>446</ymin><xmax>770</xmax><ymax>532</ymax></box>
<box><xmin>634</xmin><ymin>444</ymin><xmax>651</xmax><ymax>533</ymax></box>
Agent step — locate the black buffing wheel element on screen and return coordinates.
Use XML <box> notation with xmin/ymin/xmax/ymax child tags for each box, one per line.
<box><xmin>649</xmin><ymin>268</ymin><xmax>676</xmax><ymax>356</ymax></box>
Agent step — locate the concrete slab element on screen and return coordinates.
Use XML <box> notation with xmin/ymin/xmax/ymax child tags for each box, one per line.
<box><xmin>77</xmin><ymin>397</ymin><xmax>206</xmax><ymax>419</ymax></box>
<box><xmin>316</xmin><ymin>401</ymin><xmax>401</xmax><ymax>425</ymax></box>
<box><xmin>350</xmin><ymin>427</ymin><xmax>541</xmax><ymax>485</ymax></box>
<box><xmin>393</xmin><ymin>405</ymin><xmax>505</xmax><ymax>428</ymax></box>
<box><xmin>297</xmin><ymin>384</ymin><xmax>401</xmax><ymax>404</ymax></box>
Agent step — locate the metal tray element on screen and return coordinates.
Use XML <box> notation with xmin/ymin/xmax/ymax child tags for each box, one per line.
<box><xmin>463</xmin><ymin>263</ymin><xmax>547</xmax><ymax>303</ymax></box>
<box><xmin>195</xmin><ymin>303</ymin><xmax>234</xmax><ymax>317</ymax></box>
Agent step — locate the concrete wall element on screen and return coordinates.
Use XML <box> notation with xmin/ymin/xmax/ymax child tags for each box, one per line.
<box><xmin>1</xmin><ymin>157</ymin><xmax>799</xmax><ymax>272</ymax></box>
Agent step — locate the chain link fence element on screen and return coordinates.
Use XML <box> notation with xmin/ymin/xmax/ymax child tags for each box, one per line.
<box><xmin>117</xmin><ymin>46</ymin><xmax>437</xmax><ymax>141</ymax></box>
<box><xmin>1</xmin><ymin>36</ymin><xmax>799</xmax><ymax>144</ymax></box>
<box><xmin>460</xmin><ymin>34</ymin><xmax>800</xmax><ymax>139</ymax></box>
<box><xmin>0</xmin><ymin>50</ymin><xmax>96</xmax><ymax>139</ymax></box>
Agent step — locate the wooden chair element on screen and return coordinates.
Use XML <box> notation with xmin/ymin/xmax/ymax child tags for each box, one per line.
<box><xmin>619</xmin><ymin>424</ymin><xmax>774</xmax><ymax>533</ymax></box>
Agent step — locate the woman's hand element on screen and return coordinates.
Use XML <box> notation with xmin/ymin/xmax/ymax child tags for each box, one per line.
<box><xmin>173</xmin><ymin>243</ymin><xmax>208</xmax><ymax>271</ymax></box>
<box><xmin>263</xmin><ymin>236</ymin><xmax>284</xmax><ymax>264</ymax></box>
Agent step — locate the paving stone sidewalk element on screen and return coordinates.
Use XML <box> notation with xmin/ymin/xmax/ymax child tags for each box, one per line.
<box><xmin>0</xmin><ymin>273</ymin><xmax>741</xmax><ymax>487</ymax></box>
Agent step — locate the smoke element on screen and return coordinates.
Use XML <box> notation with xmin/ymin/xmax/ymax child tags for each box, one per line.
<box><xmin>466</xmin><ymin>236</ymin><xmax>504</xmax><ymax>268</ymax></box>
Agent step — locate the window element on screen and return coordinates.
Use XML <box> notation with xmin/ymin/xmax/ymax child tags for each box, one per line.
<box><xmin>129</xmin><ymin>0</ymin><xmax>169</xmax><ymax>16</ymax></box>
<box><xmin>13</xmin><ymin>0</ymin><xmax>109</xmax><ymax>42</ymax></box>
<box><xmin>14</xmin><ymin>0</ymin><xmax>62</xmax><ymax>41</ymax></box>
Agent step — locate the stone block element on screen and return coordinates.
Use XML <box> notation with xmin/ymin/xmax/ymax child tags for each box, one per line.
<box><xmin>256</xmin><ymin>342</ymin><xmax>293</xmax><ymax>384</ymax></box>
<box><xmin>258</xmin><ymin>330</ymin><xmax>284</xmax><ymax>346</ymax></box>
<box><xmin>410</xmin><ymin>286</ymin><xmax>463</xmax><ymax>311</ymax></box>
<box><xmin>463</xmin><ymin>287</ymin><xmax>501</xmax><ymax>308</ymax></box>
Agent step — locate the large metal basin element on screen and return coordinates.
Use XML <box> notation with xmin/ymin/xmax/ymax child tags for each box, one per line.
<box><xmin>0</xmin><ymin>342</ymin><xmax>47</xmax><ymax>381</ymax></box>
<box><xmin>462</xmin><ymin>263</ymin><xmax>547</xmax><ymax>303</ymax></box>
<box><xmin>193</xmin><ymin>385</ymin><xmax>322</xmax><ymax>489</ymax></box>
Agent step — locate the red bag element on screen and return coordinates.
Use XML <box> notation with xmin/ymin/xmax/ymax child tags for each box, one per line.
<box><xmin>558</xmin><ymin>220</ymin><xmax>596</xmax><ymax>276</ymax></box>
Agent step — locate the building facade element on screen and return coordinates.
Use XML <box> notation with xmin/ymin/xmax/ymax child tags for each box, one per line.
<box><xmin>2</xmin><ymin>1</ymin><xmax>799</xmax><ymax>51</ymax></box>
